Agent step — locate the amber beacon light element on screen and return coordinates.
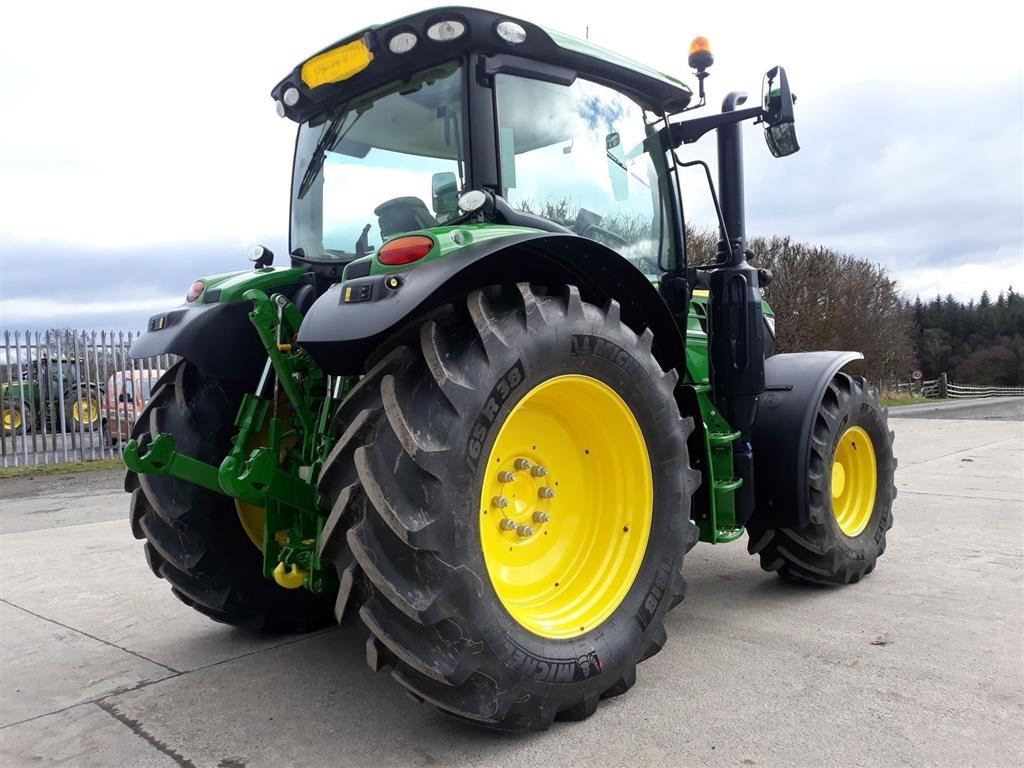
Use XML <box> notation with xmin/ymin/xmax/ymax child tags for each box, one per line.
<box><xmin>687</xmin><ymin>36</ymin><xmax>713</xmax><ymax>71</ymax></box>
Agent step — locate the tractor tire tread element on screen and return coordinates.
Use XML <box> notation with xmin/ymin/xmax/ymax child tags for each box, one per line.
<box><xmin>317</xmin><ymin>283</ymin><xmax>698</xmax><ymax>731</ymax></box>
<box><xmin>127</xmin><ymin>360</ymin><xmax>333</xmax><ymax>633</ymax></box>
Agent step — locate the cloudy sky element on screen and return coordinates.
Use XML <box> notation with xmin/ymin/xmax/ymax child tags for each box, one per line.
<box><xmin>1</xmin><ymin>0</ymin><xmax>1021</xmax><ymax>331</ymax></box>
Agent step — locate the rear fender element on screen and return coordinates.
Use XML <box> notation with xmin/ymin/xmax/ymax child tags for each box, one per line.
<box><xmin>748</xmin><ymin>351</ymin><xmax>863</xmax><ymax>529</ymax></box>
<box><xmin>130</xmin><ymin>281</ymin><xmax>311</xmax><ymax>386</ymax></box>
<box><xmin>297</xmin><ymin>232</ymin><xmax>686</xmax><ymax>375</ymax></box>
<box><xmin>130</xmin><ymin>302</ymin><xmax>266</xmax><ymax>385</ymax></box>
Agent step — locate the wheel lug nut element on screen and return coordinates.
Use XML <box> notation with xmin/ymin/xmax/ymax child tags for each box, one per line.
<box><xmin>533</xmin><ymin>511</ymin><xmax>550</xmax><ymax>523</ymax></box>
<box><xmin>492</xmin><ymin>496</ymin><xmax>510</xmax><ymax>508</ymax></box>
<box><xmin>538</xmin><ymin>487</ymin><xmax>555</xmax><ymax>499</ymax></box>
<box><xmin>499</xmin><ymin>518</ymin><xmax>516</xmax><ymax>531</ymax></box>
<box><xmin>516</xmin><ymin>524</ymin><xmax>535</xmax><ymax>537</ymax></box>
<box><xmin>530</xmin><ymin>465</ymin><xmax>548</xmax><ymax>477</ymax></box>
<box><xmin>497</xmin><ymin>470</ymin><xmax>516</xmax><ymax>483</ymax></box>
<box><xmin>514</xmin><ymin>458</ymin><xmax>532</xmax><ymax>471</ymax></box>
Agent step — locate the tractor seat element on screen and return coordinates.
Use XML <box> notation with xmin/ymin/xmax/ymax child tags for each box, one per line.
<box><xmin>374</xmin><ymin>197</ymin><xmax>438</xmax><ymax>238</ymax></box>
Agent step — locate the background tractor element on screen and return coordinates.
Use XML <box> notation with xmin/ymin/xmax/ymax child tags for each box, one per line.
<box><xmin>123</xmin><ymin>7</ymin><xmax>896</xmax><ymax>731</ymax></box>
<box><xmin>1</xmin><ymin>355</ymin><xmax>103</xmax><ymax>435</ymax></box>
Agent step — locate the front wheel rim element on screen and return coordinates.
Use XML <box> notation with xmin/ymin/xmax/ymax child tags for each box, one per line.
<box><xmin>479</xmin><ymin>374</ymin><xmax>653</xmax><ymax>640</ymax></box>
<box><xmin>3</xmin><ymin>408</ymin><xmax>21</xmax><ymax>430</ymax></box>
<box><xmin>831</xmin><ymin>425</ymin><xmax>877</xmax><ymax>537</ymax></box>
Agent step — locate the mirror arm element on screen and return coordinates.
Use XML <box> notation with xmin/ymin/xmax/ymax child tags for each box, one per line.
<box><xmin>652</xmin><ymin>106</ymin><xmax>766</xmax><ymax>151</ymax></box>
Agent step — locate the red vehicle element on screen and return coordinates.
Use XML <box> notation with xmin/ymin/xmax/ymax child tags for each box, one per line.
<box><xmin>101</xmin><ymin>370</ymin><xmax>162</xmax><ymax>446</ymax></box>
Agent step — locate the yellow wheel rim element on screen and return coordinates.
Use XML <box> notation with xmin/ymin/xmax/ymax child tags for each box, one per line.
<box><xmin>234</xmin><ymin>402</ymin><xmax>295</xmax><ymax>550</ymax></box>
<box><xmin>831</xmin><ymin>426</ymin><xmax>877</xmax><ymax>537</ymax></box>
<box><xmin>72</xmin><ymin>397</ymin><xmax>100</xmax><ymax>424</ymax></box>
<box><xmin>3</xmin><ymin>408</ymin><xmax>21</xmax><ymax>430</ymax></box>
<box><xmin>236</xmin><ymin>499</ymin><xmax>266</xmax><ymax>550</ymax></box>
<box><xmin>480</xmin><ymin>374</ymin><xmax>653</xmax><ymax>639</ymax></box>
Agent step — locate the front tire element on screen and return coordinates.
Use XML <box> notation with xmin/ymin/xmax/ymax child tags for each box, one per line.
<box><xmin>126</xmin><ymin>361</ymin><xmax>334</xmax><ymax>632</ymax></box>
<box><xmin>747</xmin><ymin>373</ymin><xmax>896</xmax><ymax>584</ymax></box>
<box><xmin>2</xmin><ymin>400</ymin><xmax>33</xmax><ymax>436</ymax></box>
<box><xmin>317</xmin><ymin>284</ymin><xmax>699</xmax><ymax>730</ymax></box>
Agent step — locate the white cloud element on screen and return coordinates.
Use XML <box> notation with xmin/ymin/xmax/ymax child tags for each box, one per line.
<box><xmin>893</xmin><ymin>247</ymin><xmax>1024</xmax><ymax>302</ymax></box>
<box><xmin>0</xmin><ymin>0</ymin><xmax>1022</xmax><ymax>309</ymax></box>
<box><xmin>2</xmin><ymin>295</ymin><xmax>182</xmax><ymax>322</ymax></box>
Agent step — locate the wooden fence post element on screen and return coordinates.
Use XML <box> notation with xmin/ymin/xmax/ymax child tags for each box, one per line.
<box><xmin>939</xmin><ymin>372</ymin><xmax>948</xmax><ymax>399</ymax></box>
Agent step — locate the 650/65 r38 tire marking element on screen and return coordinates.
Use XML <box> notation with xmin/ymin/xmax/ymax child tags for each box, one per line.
<box><xmin>316</xmin><ymin>283</ymin><xmax>700</xmax><ymax>731</ymax></box>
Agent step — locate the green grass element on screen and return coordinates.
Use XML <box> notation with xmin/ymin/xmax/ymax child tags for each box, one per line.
<box><xmin>0</xmin><ymin>457</ymin><xmax>123</xmax><ymax>479</ymax></box>
<box><xmin>881</xmin><ymin>395</ymin><xmax>941</xmax><ymax>407</ymax></box>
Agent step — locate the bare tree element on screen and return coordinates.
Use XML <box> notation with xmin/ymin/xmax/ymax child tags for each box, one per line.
<box><xmin>684</xmin><ymin>227</ymin><xmax>915</xmax><ymax>382</ymax></box>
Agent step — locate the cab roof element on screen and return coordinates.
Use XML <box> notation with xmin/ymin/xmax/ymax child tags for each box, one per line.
<box><xmin>272</xmin><ymin>7</ymin><xmax>693</xmax><ymax>123</ymax></box>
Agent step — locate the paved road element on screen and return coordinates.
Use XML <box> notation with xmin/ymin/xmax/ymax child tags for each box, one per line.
<box><xmin>1</xmin><ymin>406</ymin><xmax>1022</xmax><ymax>767</ymax></box>
<box><xmin>889</xmin><ymin>395</ymin><xmax>1024</xmax><ymax>421</ymax></box>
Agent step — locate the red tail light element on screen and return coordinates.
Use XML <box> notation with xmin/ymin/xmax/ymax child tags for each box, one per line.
<box><xmin>186</xmin><ymin>279</ymin><xmax>205</xmax><ymax>302</ymax></box>
<box><xmin>378</xmin><ymin>235</ymin><xmax>434</xmax><ymax>266</ymax></box>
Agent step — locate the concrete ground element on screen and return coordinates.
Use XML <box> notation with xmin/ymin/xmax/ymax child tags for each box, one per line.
<box><xmin>1</xmin><ymin>403</ymin><xmax>1022</xmax><ymax>767</ymax></box>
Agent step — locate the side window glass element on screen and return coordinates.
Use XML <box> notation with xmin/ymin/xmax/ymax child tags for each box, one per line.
<box><xmin>291</xmin><ymin>64</ymin><xmax>465</xmax><ymax>260</ymax></box>
<box><xmin>494</xmin><ymin>74</ymin><xmax>666</xmax><ymax>279</ymax></box>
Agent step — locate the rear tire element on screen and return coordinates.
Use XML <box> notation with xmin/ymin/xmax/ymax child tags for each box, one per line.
<box><xmin>747</xmin><ymin>373</ymin><xmax>896</xmax><ymax>584</ymax></box>
<box><xmin>126</xmin><ymin>361</ymin><xmax>334</xmax><ymax>632</ymax></box>
<box><xmin>317</xmin><ymin>284</ymin><xmax>699</xmax><ymax>730</ymax></box>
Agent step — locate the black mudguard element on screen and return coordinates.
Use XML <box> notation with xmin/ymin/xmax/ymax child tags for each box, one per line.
<box><xmin>129</xmin><ymin>301</ymin><xmax>266</xmax><ymax>385</ymax></box>
<box><xmin>297</xmin><ymin>232</ymin><xmax>686</xmax><ymax>376</ymax></box>
<box><xmin>748</xmin><ymin>351</ymin><xmax>863</xmax><ymax>529</ymax></box>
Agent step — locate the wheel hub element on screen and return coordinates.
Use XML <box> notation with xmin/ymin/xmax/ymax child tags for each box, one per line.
<box><xmin>480</xmin><ymin>374</ymin><xmax>652</xmax><ymax>639</ymax></box>
<box><xmin>831</xmin><ymin>461</ymin><xmax>846</xmax><ymax>498</ymax></box>
<box><xmin>831</xmin><ymin>425</ymin><xmax>877</xmax><ymax>537</ymax></box>
<box><xmin>490</xmin><ymin>457</ymin><xmax>553</xmax><ymax>541</ymax></box>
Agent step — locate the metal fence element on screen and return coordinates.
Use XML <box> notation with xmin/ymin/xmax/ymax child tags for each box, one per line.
<box><xmin>6</xmin><ymin>332</ymin><xmax>1024</xmax><ymax>470</ymax></box>
<box><xmin>942</xmin><ymin>382</ymin><xmax>1024</xmax><ymax>399</ymax></box>
<box><xmin>1</xmin><ymin>330</ymin><xmax>175</xmax><ymax>468</ymax></box>
<box><xmin>889</xmin><ymin>380</ymin><xmax>937</xmax><ymax>397</ymax></box>
<box><xmin>889</xmin><ymin>377</ymin><xmax>1024</xmax><ymax>399</ymax></box>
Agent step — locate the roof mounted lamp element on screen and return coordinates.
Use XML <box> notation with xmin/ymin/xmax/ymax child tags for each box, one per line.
<box><xmin>687</xmin><ymin>36</ymin><xmax>713</xmax><ymax>108</ymax></box>
<box><xmin>248</xmin><ymin>245</ymin><xmax>274</xmax><ymax>268</ymax></box>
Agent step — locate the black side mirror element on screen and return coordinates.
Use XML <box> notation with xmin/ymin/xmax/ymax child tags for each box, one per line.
<box><xmin>762</xmin><ymin>66</ymin><xmax>799</xmax><ymax>157</ymax></box>
<box><xmin>606</xmin><ymin>132</ymin><xmax>629</xmax><ymax>201</ymax></box>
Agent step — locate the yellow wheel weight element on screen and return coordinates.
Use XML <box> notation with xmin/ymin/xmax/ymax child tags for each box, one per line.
<box><xmin>831</xmin><ymin>425</ymin><xmax>878</xmax><ymax>537</ymax></box>
<box><xmin>480</xmin><ymin>374</ymin><xmax>653</xmax><ymax>640</ymax></box>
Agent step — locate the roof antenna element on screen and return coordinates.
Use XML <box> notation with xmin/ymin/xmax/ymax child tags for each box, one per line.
<box><xmin>585</xmin><ymin>25</ymin><xmax>589</xmax><ymax>40</ymax></box>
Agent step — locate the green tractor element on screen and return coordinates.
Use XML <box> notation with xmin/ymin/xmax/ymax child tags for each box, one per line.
<box><xmin>2</xmin><ymin>356</ymin><xmax>103</xmax><ymax>436</ymax></box>
<box><xmin>124</xmin><ymin>8</ymin><xmax>895</xmax><ymax>731</ymax></box>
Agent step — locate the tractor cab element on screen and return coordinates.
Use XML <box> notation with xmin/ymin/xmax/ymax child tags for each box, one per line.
<box><xmin>277</xmin><ymin>7</ymin><xmax>693</xmax><ymax>283</ymax></box>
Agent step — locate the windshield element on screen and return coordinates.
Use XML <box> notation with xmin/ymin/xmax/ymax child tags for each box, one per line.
<box><xmin>495</xmin><ymin>74</ymin><xmax>671</xmax><ymax>279</ymax></box>
<box><xmin>290</xmin><ymin>63</ymin><xmax>465</xmax><ymax>261</ymax></box>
